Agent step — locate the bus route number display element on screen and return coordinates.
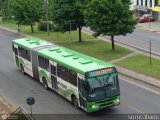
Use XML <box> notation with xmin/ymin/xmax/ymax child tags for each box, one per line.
<box><xmin>87</xmin><ymin>68</ymin><xmax>114</xmax><ymax>78</ymax></box>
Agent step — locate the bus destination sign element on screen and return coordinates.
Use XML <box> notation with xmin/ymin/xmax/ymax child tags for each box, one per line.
<box><xmin>87</xmin><ymin>68</ymin><xmax>114</xmax><ymax>78</ymax></box>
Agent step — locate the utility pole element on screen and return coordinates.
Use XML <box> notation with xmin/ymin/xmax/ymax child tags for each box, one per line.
<box><xmin>45</xmin><ymin>0</ymin><xmax>49</xmax><ymax>36</ymax></box>
<box><xmin>149</xmin><ymin>40</ymin><xmax>152</xmax><ymax>64</ymax></box>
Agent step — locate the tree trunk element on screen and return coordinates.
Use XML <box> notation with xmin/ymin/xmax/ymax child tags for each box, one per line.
<box><xmin>78</xmin><ymin>26</ymin><xmax>82</xmax><ymax>42</ymax></box>
<box><xmin>111</xmin><ymin>35</ymin><xmax>115</xmax><ymax>51</ymax></box>
<box><xmin>17</xmin><ymin>24</ymin><xmax>21</xmax><ymax>32</ymax></box>
<box><xmin>30</xmin><ymin>22</ymin><xmax>34</xmax><ymax>33</ymax></box>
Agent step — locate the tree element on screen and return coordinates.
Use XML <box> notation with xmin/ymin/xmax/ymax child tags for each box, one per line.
<box><xmin>8</xmin><ymin>0</ymin><xmax>44</xmax><ymax>33</ymax></box>
<box><xmin>49</xmin><ymin>0</ymin><xmax>86</xmax><ymax>42</ymax></box>
<box><xmin>0</xmin><ymin>0</ymin><xmax>9</xmax><ymax>19</ymax></box>
<box><xmin>84</xmin><ymin>0</ymin><xmax>137</xmax><ymax>51</ymax></box>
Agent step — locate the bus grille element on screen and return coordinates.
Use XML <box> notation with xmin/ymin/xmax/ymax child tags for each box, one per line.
<box><xmin>95</xmin><ymin>97</ymin><xmax>116</xmax><ymax>104</ymax></box>
<box><xmin>99</xmin><ymin>101</ymin><xmax>114</xmax><ymax>107</ymax></box>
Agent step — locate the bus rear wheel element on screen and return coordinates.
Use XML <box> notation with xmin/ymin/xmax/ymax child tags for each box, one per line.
<box><xmin>72</xmin><ymin>96</ymin><xmax>79</xmax><ymax>109</ymax></box>
<box><xmin>42</xmin><ymin>77</ymin><xmax>48</xmax><ymax>90</ymax></box>
<box><xmin>20</xmin><ymin>64</ymin><xmax>25</xmax><ymax>74</ymax></box>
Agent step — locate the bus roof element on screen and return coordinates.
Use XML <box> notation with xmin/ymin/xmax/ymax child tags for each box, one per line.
<box><xmin>38</xmin><ymin>47</ymin><xmax>114</xmax><ymax>75</ymax></box>
<box><xmin>12</xmin><ymin>38</ymin><xmax>51</xmax><ymax>50</ymax></box>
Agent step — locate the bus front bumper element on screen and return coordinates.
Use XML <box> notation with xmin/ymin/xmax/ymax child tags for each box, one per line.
<box><xmin>86</xmin><ymin>96</ymin><xmax>120</xmax><ymax>112</ymax></box>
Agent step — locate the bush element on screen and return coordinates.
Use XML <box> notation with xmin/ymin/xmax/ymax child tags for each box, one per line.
<box><xmin>38</xmin><ymin>21</ymin><xmax>53</xmax><ymax>31</ymax></box>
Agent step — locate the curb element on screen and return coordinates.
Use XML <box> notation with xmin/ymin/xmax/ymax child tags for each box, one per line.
<box><xmin>117</xmin><ymin>66</ymin><xmax>160</xmax><ymax>88</ymax></box>
<box><xmin>136</xmin><ymin>27</ymin><xmax>160</xmax><ymax>32</ymax></box>
<box><xmin>1</xmin><ymin>26</ymin><xmax>160</xmax><ymax>88</ymax></box>
<box><xmin>114</xmin><ymin>38</ymin><xmax>160</xmax><ymax>57</ymax></box>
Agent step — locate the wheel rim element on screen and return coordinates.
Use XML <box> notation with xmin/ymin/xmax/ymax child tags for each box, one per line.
<box><xmin>43</xmin><ymin>78</ymin><xmax>48</xmax><ymax>89</ymax></box>
<box><xmin>44</xmin><ymin>82</ymin><xmax>47</xmax><ymax>89</ymax></box>
<box><xmin>73</xmin><ymin>98</ymin><xmax>78</xmax><ymax>108</ymax></box>
<box><xmin>21</xmin><ymin>65</ymin><xmax>24</xmax><ymax>74</ymax></box>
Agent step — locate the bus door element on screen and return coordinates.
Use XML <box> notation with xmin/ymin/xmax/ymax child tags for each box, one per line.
<box><xmin>13</xmin><ymin>44</ymin><xmax>19</xmax><ymax>66</ymax></box>
<box><xmin>31</xmin><ymin>50</ymin><xmax>39</xmax><ymax>81</ymax></box>
<box><xmin>78</xmin><ymin>74</ymin><xmax>86</xmax><ymax>109</ymax></box>
<box><xmin>50</xmin><ymin>62</ymin><xmax>58</xmax><ymax>91</ymax></box>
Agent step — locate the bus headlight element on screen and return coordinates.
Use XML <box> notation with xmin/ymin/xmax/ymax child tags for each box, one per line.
<box><xmin>114</xmin><ymin>98</ymin><xmax>120</xmax><ymax>105</ymax></box>
<box><xmin>92</xmin><ymin>105</ymin><xmax>99</xmax><ymax>109</ymax></box>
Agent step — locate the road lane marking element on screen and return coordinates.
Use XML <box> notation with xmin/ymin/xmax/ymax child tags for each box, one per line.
<box><xmin>127</xmin><ymin>104</ymin><xmax>144</xmax><ymax>114</ymax></box>
<box><xmin>120</xmin><ymin>77</ymin><xmax>160</xmax><ymax>95</ymax></box>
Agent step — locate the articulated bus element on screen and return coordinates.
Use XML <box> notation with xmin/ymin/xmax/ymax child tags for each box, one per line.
<box><xmin>12</xmin><ymin>38</ymin><xmax>120</xmax><ymax>112</ymax></box>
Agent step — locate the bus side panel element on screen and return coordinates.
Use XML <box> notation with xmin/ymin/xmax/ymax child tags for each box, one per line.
<box><xmin>56</xmin><ymin>77</ymin><xmax>78</xmax><ymax>102</ymax></box>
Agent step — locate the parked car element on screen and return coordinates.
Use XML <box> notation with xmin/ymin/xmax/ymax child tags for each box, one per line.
<box><xmin>139</xmin><ymin>14</ymin><xmax>154</xmax><ymax>23</ymax></box>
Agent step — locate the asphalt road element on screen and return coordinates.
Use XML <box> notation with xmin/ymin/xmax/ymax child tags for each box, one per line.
<box><xmin>115</xmin><ymin>29</ymin><xmax>160</xmax><ymax>55</ymax></box>
<box><xmin>83</xmin><ymin>27</ymin><xmax>160</xmax><ymax>55</ymax></box>
<box><xmin>0</xmin><ymin>29</ymin><xmax>160</xmax><ymax>119</ymax></box>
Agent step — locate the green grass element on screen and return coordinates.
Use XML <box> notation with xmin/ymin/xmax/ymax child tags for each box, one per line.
<box><xmin>0</xmin><ymin>20</ymin><xmax>17</xmax><ymax>29</ymax></box>
<box><xmin>58</xmin><ymin>40</ymin><xmax>131</xmax><ymax>62</ymax></box>
<box><xmin>0</xmin><ymin>21</ymin><xmax>131</xmax><ymax>62</ymax></box>
<box><xmin>116</xmin><ymin>54</ymin><xmax>160</xmax><ymax>80</ymax></box>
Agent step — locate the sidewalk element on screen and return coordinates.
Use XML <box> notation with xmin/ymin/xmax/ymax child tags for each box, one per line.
<box><xmin>0</xmin><ymin>95</ymin><xmax>13</xmax><ymax>116</ymax></box>
<box><xmin>136</xmin><ymin>21</ymin><xmax>160</xmax><ymax>32</ymax></box>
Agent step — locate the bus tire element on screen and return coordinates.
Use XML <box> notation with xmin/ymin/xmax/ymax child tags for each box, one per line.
<box><xmin>72</xmin><ymin>95</ymin><xmax>79</xmax><ymax>109</ymax></box>
<box><xmin>42</xmin><ymin>77</ymin><xmax>48</xmax><ymax>90</ymax></box>
<box><xmin>20</xmin><ymin>64</ymin><xmax>25</xmax><ymax>74</ymax></box>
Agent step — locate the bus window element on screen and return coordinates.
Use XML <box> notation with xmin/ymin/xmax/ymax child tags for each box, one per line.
<box><xmin>57</xmin><ymin>64</ymin><xmax>69</xmax><ymax>82</ymax></box>
<box><xmin>18</xmin><ymin>47</ymin><xmax>31</xmax><ymax>61</ymax></box>
<box><xmin>44</xmin><ymin>58</ymin><xmax>49</xmax><ymax>71</ymax></box>
<box><xmin>18</xmin><ymin>47</ymin><xmax>22</xmax><ymax>56</ymax></box>
<box><xmin>25</xmin><ymin>50</ymin><xmax>31</xmax><ymax>61</ymax></box>
<box><xmin>51</xmin><ymin>65</ymin><xmax>56</xmax><ymax>76</ymax></box>
<box><xmin>38</xmin><ymin>56</ymin><xmax>49</xmax><ymax>71</ymax></box>
<box><xmin>69</xmin><ymin>70</ymin><xmax>77</xmax><ymax>87</ymax></box>
<box><xmin>38</xmin><ymin>56</ymin><xmax>45</xmax><ymax>68</ymax></box>
<box><xmin>57</xmin><ymin>64</ymin><xmax>61</xmax><ymax>78</ymax></box>
<box><xmin>61</xmin><ymin>66</ymin><xmax>68</xmax><ymax>82</ymax></box>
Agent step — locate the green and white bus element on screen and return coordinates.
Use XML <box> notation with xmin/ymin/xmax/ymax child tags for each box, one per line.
<box><xmin>12</xmin><ymin>37</ymin><xmax>120</xmax><ymax>112</ymax></box>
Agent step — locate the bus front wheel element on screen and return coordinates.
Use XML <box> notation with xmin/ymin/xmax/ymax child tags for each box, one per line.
<box><xmin>20</xmin><ymin>64</ymin><xmax>25</xmax><ymax>74</ymax></box>
<box><xmin>72</xmin><ymin>96</ymin><xmax>79</xmax><ymax>109</ymax></box>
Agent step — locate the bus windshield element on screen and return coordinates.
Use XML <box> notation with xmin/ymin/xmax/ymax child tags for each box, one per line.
<box><xmin>86</xmin><ymin>74</ymin><xmax>120</xmax><ymax>101</ymax></box>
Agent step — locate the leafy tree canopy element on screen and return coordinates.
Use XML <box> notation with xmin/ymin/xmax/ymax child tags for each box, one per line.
<box><xmin>49</xmin><ymin>0</ymin><xmax>86</xmax><ymax>42</ymax></box>
<box><xmin>0</xmin><ymin>0</ymin><xmax>9</xmax><ymax>19</ymax></box>
<box><xmin>84</xmin><ymin>0</ymin><xmax>137</xmax><ymax>50</ymax></box>
<box><xmin>8</xmin><ymin>0</ymin><xmax>44</xmax><ymax>32</ymax></box>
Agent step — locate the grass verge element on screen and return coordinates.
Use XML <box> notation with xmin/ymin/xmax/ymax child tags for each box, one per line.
<box><xmin>0</xmin><ymin>21</ymin><xmax>131</xmax><ymax>62</ymax></box>
<box><xmin>115</xmin><ymin>54</ymin><xmax>160</xmax><ymax>80</ymax></box>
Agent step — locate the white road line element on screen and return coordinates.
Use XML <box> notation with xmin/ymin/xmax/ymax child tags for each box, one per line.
<box><xmin>127</xmin><ymin>104</ymin><xmax>144</xmax><ymax>114</ymax></box>
<box><xmin>120</xmin><ymin>77</ymin><xmax>160</xmax><ymax>95</ymax></box>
